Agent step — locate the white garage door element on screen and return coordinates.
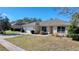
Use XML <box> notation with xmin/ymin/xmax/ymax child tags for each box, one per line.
<box><xmin>23</xmin><ymin>27</ymin><xmax>35</xmax><ymax>34</ymax></box>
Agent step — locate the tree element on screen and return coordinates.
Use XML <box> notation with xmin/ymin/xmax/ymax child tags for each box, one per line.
<box><xmin>68</xmin><ymin>13</ymin><xmax>79</xmax><ymax>40</ymax></box>
<box><xmin>0</xmin><ymin>13</ymin><xmax>11</xmax><ymax>33</ymax></box>
<box><xmin>3</xmin><ymin>16</ymin><xmax>11</xmax><ymax>30</ymax></box>
<box><xmin>71</xmin><ymin>13</ymin><xmax>79</xmax><ymax>26</ymax></box>
<box><xmin>31</xmin><ymin>18</ymin><xmax>42</xmax><ymax>22</ymax></box>
<box><xmin>53</xmin><ymin>7</ymin><xmax>79</xmax><ymax>18</ymax></box>
<box><xmin>13</xmin><ymin>17</ymin><xmax>42</xmax><ymax>23</ymax></box>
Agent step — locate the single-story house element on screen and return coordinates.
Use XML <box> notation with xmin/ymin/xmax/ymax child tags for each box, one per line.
<box><xmin>11</xmin><ymin>22</ymin><xmax>28</xmax><ymax>32</ymax></box>
<box><xmin>23</xmin><ymin>19</ymin><xmax>70</xmax><ymax>36</ymax></box>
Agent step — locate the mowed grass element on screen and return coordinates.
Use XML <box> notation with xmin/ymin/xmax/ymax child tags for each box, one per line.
<box><xmin>5</xmin><ymin>35</ymin><xmax>79</xmax><ymax>51</ymax></box>
<box><xmin>4</xmin><ymin>30</ymin><xmax>20</xmax><ymax>35</ymax></box>
<box><xmin>0</xmin><ymin>45</ymin><xmax>8</xmax><ymax>51</ymax></box>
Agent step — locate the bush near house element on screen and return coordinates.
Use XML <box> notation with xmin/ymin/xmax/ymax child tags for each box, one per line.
<box><xmin>0</xmin><ymin>31</ymin><xmax>5</xmax><ymax>34</ymax></box>
<box><xmin>68</xmin><ymin>13</ymin><xmax>79</xmax><ymax>41</ymax></box>
<box><xmin>68</xmin><ymin>27</ymin><xmax>79</xmax><ymax>41</ymax></box>
<box><xmin>40</xmin><ymin>31</ymin><xmax>48</xmax><ymax>35</ymax></box>
<box><xmin>70</xmin><ymin>34</ymin><xmax>79</xmax><ymax>41</ymax></box>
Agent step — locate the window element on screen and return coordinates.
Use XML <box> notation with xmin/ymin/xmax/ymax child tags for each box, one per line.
<box><xmin>57</xmin><ymin>26</ymin><xmax>65</xmax><ymax>33</ymax></box>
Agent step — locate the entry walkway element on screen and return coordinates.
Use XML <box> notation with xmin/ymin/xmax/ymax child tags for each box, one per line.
<box><xmin>0</xmin><ymin>35</ymin><xmax>25</xmax><ymax>51</ymax></box>
<box><xmin>0</xmin><ymin>39</ymin><xmax>25</xmax><ymax>51</ymax></box>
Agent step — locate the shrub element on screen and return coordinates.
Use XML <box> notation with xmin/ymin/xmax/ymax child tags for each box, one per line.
<box><xmin>0</xmin><ymin>31</ymin><xmax>6</xmax><ymax>34</ymax></box>
<box><xmin>67</xmin><ymin>24</ymin><xmax>79</xmax><ymax>40</ymax></box>
<box><xmin>31</xmin><ymin>30</ymin><xmax>35</xmax><ymax>34</ymax></box>
<box><xmin>67</xmin><ymin>13</ymin><xmax>79</xmax><ymax>41</ymax></box>
<box><xmin>40</xmin><ymin>31</ymin><xmax>48</xmax><ymax>35</ymax></box>
<box><xmin>68</xmin><ymin>34</ymin><xmax>79</xmax><ymax>41</ymax></box>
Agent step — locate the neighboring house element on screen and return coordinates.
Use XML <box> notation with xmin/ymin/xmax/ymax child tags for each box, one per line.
<box><xmin>23</xmin><ymin>19</ymin><xmax>70</xmax><ymax>36</ymax></box>
<box><xmin>11</xmin><ymin>22</ymin><xmax>28</xmax><ymax>32</ymax></box>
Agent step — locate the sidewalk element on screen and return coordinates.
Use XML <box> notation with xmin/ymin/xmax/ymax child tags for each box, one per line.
<box><xmin>0</xmin><ymin>39</ymin><xmax>25</xmax><ymax>51</ymax></box>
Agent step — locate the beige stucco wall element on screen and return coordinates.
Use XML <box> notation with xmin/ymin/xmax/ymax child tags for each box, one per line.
<box><xmin>23</xmin><ymin>25</ymin><xmax>68</xmax><ymax>36</ymax></box>
<box><xmin>65</xmin><ymin>27</ymin><xmax>68</xmax><ymax>35</ymax></box>
<box><xmin>47</xmin><ymin>27</ymin><xmax>50</xmax><ymax>34</ymax></box>
<box><xmin>53</xmin><ymin>26</ymin><xmax>57</xmax><ymax>35</ymax></box>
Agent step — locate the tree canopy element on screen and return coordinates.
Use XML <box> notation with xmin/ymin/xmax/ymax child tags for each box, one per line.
<box><xmin>0</xmin><ymin>13</ymin><xmax>11</xmax><ymax>32</ymax></box>
<box><xmin>67</xmin><ymin>12</ymin><xmax>79</xmax><ymax>40</ymax></box>
<box><xmin>12</xmin><ymin>17</ymin><xmax>42</xmax><ymax>23</ymax></box>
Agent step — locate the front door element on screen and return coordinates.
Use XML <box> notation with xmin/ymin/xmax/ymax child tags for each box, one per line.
<box><xmin>50</xmin><ymin>26</ymin><xmax>53</xmax><ymax>34</ymax></box>
<box><xmin>42</xmin><ymin>26</ymin><xmax>47</xmax><ymax>32</ymax></box>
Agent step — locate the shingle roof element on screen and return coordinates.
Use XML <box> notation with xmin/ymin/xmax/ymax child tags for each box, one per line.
<box><xmin>23</xmin><ymin>22</ymin><xmax>36</xmax><ymax>27</ymax></box>
<box><xmin>23</xmin><ymin>19</ymin><xmax>70</xmax><ymax>27</ymax></box>
<box><xmin>40</xmin><ymin>19</ymin><xmax>69</xmax><ymax>26</ymax></box>
<box><xmin>11</xmin><ymin>25</ymin><xmax>22</xmax><ymax>29</ymax></box>
<box><xmin>11</xmin><ymin>22</ymin><xmax>29</xmax><ymax>29</ymax></box>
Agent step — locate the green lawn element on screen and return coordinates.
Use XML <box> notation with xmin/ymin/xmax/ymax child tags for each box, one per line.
<box><xmin>0</xmin><ymin>45</ymin><xmax>8</xmax><ymax>51</ymax></box>
<box><xmin>4</xmin><ymin>30</ymin><xmax>20</xmax><ymax>35</ymax></box>
<box><xmin>5</xmin><ymin>35</ymin><xmax>79</xmax><ymax>51</ymax></box>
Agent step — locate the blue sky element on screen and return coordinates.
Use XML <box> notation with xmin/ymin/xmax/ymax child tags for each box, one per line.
<box><xmin>0</xmin><ymin>7</ymin><xmax>71</xmax><ymax>22</ymax></box>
